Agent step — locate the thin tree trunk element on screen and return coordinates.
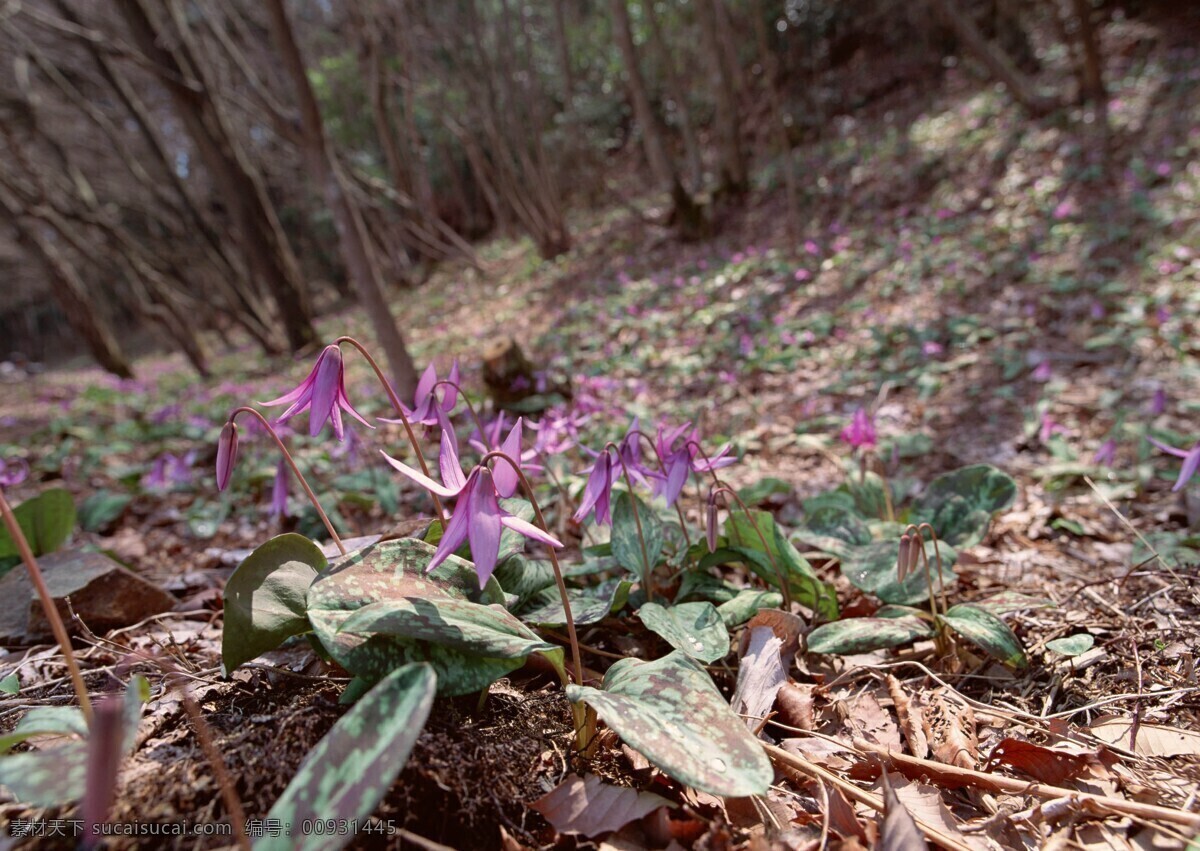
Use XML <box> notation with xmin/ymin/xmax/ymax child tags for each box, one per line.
<box><xmin>695</xmin><ymin>0</ymin><xmax>748</xmax><ymax>194</ymax></box>
<box><xmin>930</xmin><ymin>0</ymin><xmax>1059</xmax><ymax>116</ymax></box>
<box><xmin>264</xmin><ymin>0</ymin><xmax>419</xmax><ymax>398</ymax></box>
<box><xmin>643</xmin><ymin>0</ymin><xmax>703</xmax><ymax>191</ymax></box>
<box><xmin>0</xmin><ymin>182</ymin><xmax>133</xmax><ymax>379</ymax></box>
<box><xmin>750</xmin><ymin>0</ymin><xmax>799</xmax><ymax>236</ymax></box>
<box><xmin>1069</xmin><ymin>0</ymin><xmax>1110</xmax><ymax>169</ymax></box>
<box><xmin>115</xmin><ymin>0</ymin><xmax>318</xmax><ymax>354</ymax></box>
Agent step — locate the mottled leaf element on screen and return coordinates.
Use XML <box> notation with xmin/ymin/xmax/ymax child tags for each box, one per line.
<box><xmin>724</xmin><ymin>510</ymin><xmax>838</xmax><ymax>620</ymax></box>
<box><xmin>339</xmin><ymin>597</ymin><xmax>565</xmax><ymax>682</ymax></box>
<box><xmin>78</xmin><ymin>490</ymin><xmax>133</xmax><ymax>533</ymax></box>
<box><xmin>0</xmin><ymin>673</ymin><xmax>17</xmax><ymax>695</ymax></box>
<box><xmin>715</xmin><ymin>589</ymin><xmax>784</xmax><ymax>627</ymax></box>
<box><xmin>912</xmin><ymin>465</ymin><xmax>1016</xmax><ymax>548</ymax></box>
<box><xmin>306</xmin><ymin>539</ymin><xmax>507</xmax><ymax>696</ymax></box>
<box><xmin>222</xmin><ymin>534</ymin><xmax>326</xmax><ymax>676</ymax></box>
<box><xmin>531</xmin><ymin>774</ymin><xmax>671</xmax><ymax>837</ymax></box>
<box><xmin>637</xmin><ymin>602</ymin><xmax>729</xmax><ymax>662</ymax></box>
<box><xmin>799</xmin><ymin>505</ymin><xmax>873</xmax><ymax>547</ymax></box>
<box><xmin>259</xmin><ymin>663</ymin><xmax>436</xmax><ymax>851</ymax></box>
<box><xmin>519</xmin><ymin>579</ymin><xmax>631</xmax><ymax>626</ymax></box>
<box><xmin>566</xmin><ymin>651</ymin><xmax>772</xmax><ymax>796</ymax></box>
<box><xmin>736</xmin><ymin>478</ymin><xmax>792</xmax><ymax>506</ymax></box>
<box><xmin>611</xmin><ymin>493</ymin><xmax>664</xmax><ymax>581</ymax></box>
<box><xmin>0</xmin><ymin>706</ymin><xmax>88</xmax><ymax>753</ymax></box>
<box><xmin>838</xmin><ymin>538</ymin><xmax>957</xmax><ymax>606</ymax></box>
<box><xmin>806</xmin><ymin>617</ymin><xmax>933</xmax><ymax>655</ymax></box>
<box><xmin>940</xmin><ymin>604</ymin><xmax>1026</xmax><ymax>668</ymax></box>
<box><xmin>492</xmin><ymin>555</ymin><xmax>557</xmax><ymax>609</ymax></box>
<box><xmin>1045</xmin><ymin>634</ymin><xmax>1093</xmax><ymax>656</ymax></box>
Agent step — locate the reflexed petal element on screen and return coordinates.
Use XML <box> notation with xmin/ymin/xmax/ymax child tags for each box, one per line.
<box><xmin>437</xmin><ymin>426</ymin><xmax>468</xmax><ymax>493</ymax></box>
<box><xmin>380</xmin><ymin>450</ymin><xmax>463</xmax><ymax>498</ymax></box>
<box><xmin>500</xmin><ymin>513</ymin><xmax>562</xmax><ymax>549</ymax></box>
<box><xmin>573</xmin><ymin>451</ymin><xmax>612</xmax><ymax>523</ymax></box>
<box><xmin>466</xmin><ymin>469</ymin><xmax>504</xmax><ymax>586</ymax></box>
<box><xmin>1172</xmin><ymin>445</ymin><xmax>1200</xmax><ymax>492</ymax></box>
<box><xmin>442</xmin><ymin>360</ymin><xmax>460</xmax><ymax>411</ymax></box>
<box><xmin>273</xmin><ymin>390</ymin><xmax>313</xmax><ymax>425</ymax></box>
<box><xmin>427</xmin><ymin>486</ymin><xmax>474</xmax><ymax>573</ymax></box>
<box><xmin>661</xmin><ymin>457</ymin><xmax>690</xmax><ymax>506</ymax></box>
<box><xmin>493</xmin><ymin>417</ymin><xmax>523</xmax><ymax>498</ymax></box>
<box><xmin>1148</xmin><ymin>437</ymin><xmax>1190</xmax><ymax>458</ymax></box>
<box><xmin>260</xmin><ymin>381</ymin><xmax>310</xmax><ymax>408</ymax></box>
<box><xmin>415</xmin><ymin>363</ymin><xmax>437</xmax><ymax>405</ymax></box>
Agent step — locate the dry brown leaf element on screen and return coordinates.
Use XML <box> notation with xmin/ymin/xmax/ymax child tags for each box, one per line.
<box><xmin>1088</xmin><ymin>716</ymin><xmax>1200</xmax><ymax>757</ymax></box>
<box><xmin>924</xmin><ymin>690</ymin><xmax>978</xmax><ymax>769</ymax></box>
<box><xmin>984</xmin><ymin>738</ymin><xmax>1091</xmax><ymax>785</ymax></box>
<box><xmin>878</xmin><ymin>772</ymin><xmax>929</xmax><ymax>851</ymax></box>
<box><xmin>531</xmin><ymin>774</ymin><xmax>672</xmax><ymax>837</ymax></box>
<box><xmin>741</xmin><ymin>609</ymin><xmax>804</xmax><ymax>668</ymax></box>
<box><xmin>776</xmin><ymin>682</ymin><xmax>817</xmax><ymax>731</ymax></box>
<box><xmin>886</xmin><ymin>674</ymin><xmax>929</xmax><ymax>759</ymax></box>
<box><xmin>844</xmin><ymin>691</ymin><xmax>902</xmax><ymax>751</ymax></box>
<box><xmin>732</xmin><ymin>625</ymin><xmax>788</xmax><ymax>729</ymax></box>
<box><xmin>825</xmin><ymin>782</ymin><xmax>869</xmax><ymax>842</ymax></box>
<box><xmin>781</xmin><ymin>737</ymin><xmax>857</xmax><ymax>771</ymax></box>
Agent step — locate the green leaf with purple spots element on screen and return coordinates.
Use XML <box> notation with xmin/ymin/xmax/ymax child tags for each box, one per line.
<box><xmin>519</xmin><ymin>579</ymin><xmax>632</xmax><ymax>627</ymax></box>
<box><xmin>222</xmin><ymin>533</ymin><xmax>326</xmax><ymax>676</ymax></box>
<box><xmin>566</xmin><ymin>652</ymin><xmax>772</xmax><ymax>796</ymax></box>
<box><xmin>258</xmin><ymin>662</ymin><xmax>436</xmax><ymax>851</ymax></box>
<box><xmin>940</xmin><ymin>604</ymin><xmax>1027</xmax><ymax>668</ymax></box>
<box><xmin>637</xmin><ymin>602</ymin><xmax>729</xmax><ymax>663</ymax></box>
<box><xmin>306</xmin><ymin>539</ymin><xmax>509</xmax><ymax>696</ymax></box>
<box><xmin>806</xmin><ymin>617</ymin><xmax>934</xmax><ymax>655</ymax></box>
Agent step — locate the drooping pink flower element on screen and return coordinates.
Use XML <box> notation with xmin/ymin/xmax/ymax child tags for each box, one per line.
<box><xmin>1148</xmin><ymin>437</ymin><xmax>1200</xmax><ymax>492</ymax></box>
<box><xmin>215</xmin><ymin>422</ymin><xmax>239</xmax><ymax>491</ymax></box>
<box><xmin>1092</xmin><ymin>439</ymin><xmax>1117</xmax><ymax>467</ymax></box>
<box><xmin>261</xmin><ymin>345</ymin><xmax>372</xmax><ymax>441</ymax></box>
<box><xmin>840</xmin><ymin>408</ymin><xmax>876</xmax><ymax>450</ymax></box>
<box><xmin>385</xmin><ymin>360</ymin><xmax>460</xmax><ymax>428</ymax></box>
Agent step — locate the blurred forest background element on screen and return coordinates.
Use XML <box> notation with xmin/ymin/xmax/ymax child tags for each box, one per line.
<box><xmin>0</xmin><ymin>0</ymin><xmax>1193</xmax><ymax>395</ymax></box>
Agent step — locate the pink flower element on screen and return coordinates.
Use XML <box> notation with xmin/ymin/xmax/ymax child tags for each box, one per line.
<box><xmin>215</xmin><ymin>422</ymin><xmax>239</xmax><ymax>491</ymax></box>
<box><xmin>1032</xmin><ymin>361</ymin><xmax>1053</xmax><ymax>382</ymax></box>
<box><xmin>840</xmin><ymin>408</ymin><xmax>876</xmax><ymax>450</ymax></box>
<box><xmin>1148</xmin><ymin>437</ymin><xmax>1200</xmax><ymax>492</ymax></box>
<box><xmin>261</xmin><ymin>345</ymin><xmax>372</xmax><ymax>441</ymax></box>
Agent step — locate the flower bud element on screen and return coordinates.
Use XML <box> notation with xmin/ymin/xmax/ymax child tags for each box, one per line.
<box><xmin>706</xmin><ymin>496</ymin><xmax>719</xmax><ymax>553</ymax></box>
<box><xmin>216</xmin><ymin>421</ymin><xmax>239</xmax><ymax>491</ymax></box>
<box><xmin>897</xmin><ymin>534</ymin><xmax>911</xmax><ymax>580</ymax></box>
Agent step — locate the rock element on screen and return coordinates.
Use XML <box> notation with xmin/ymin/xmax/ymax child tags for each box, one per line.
<box><xmin>0</xmin><ymin>548</ymin><xmax>177</xmax><ymax>643</ymax></box>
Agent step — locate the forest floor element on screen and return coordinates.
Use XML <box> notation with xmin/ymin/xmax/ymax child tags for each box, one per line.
<box><xmin>1</xmin><ymin>14</ymin><xmax>1199</xmax><ymax>851</ymax></box>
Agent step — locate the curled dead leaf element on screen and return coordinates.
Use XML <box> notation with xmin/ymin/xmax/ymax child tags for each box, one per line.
<box><xmin>775</xmin><ymin>682</ymin><xmax>817</xmax><ymax>732</ymax></box>
<box><xmin>886</xmin><ymin>674</ymin><xmax>929</xmax><ymax>760</ymax></box>
<box><xmin>924</xmin><ymin>691</ymin><xmax>977</xmax><ymax>770</ymax></box>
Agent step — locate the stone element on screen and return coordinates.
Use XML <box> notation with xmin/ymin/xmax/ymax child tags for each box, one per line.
<box><xmin>0</xmin><ymin>548</ymin><xmax>177</xmax><ymax>642</ymax></box>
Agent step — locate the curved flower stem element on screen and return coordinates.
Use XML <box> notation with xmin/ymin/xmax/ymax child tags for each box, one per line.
<box><xmin>627</xmin><ymin>429</ymin><xmax>692</xmax><ymax>550</ymax></box>
<box><xmin>606</xmin><ymin>442</ymin><xmax>654</xmax><ymax>596</ymax></box>
<box><xmin>0</xmin><ymin>487</ymin><xmax>92</xmax><ymax>726</ymax></box>
<box><xmin>711</xmin><ymin>485</ymin><xmax>792</xmax><ymax>610</ymax></box>
<box><xmin>904</xmin><ymin>524</ymin><xmax>944</xmax><ymax>654</ymax></box>
<box><xmin>432</xmin><ymin>380</ymin><xmax>487</xmax><ymax>444</ymax></box>
<box><xmin>917</xmin><ymin>523</ymin><xmax>948</xmax><ymax>614</ymax></box>
<box><xmin>335</xmin><ymin>336</ymin><xmax>445</xmax><ymax>520</ymax></box>
<box><xmin>479</xmin><ymin>450</ymin><xmax>589</xmax><ymax>747</ymax></box>
<box><xmin>230</xmin><ymin>407</ymin><xmax>345</xmax><ymax>556</ymax></box>
<box><xmin>685</xmin><ymin>439</ymin><xmax>727</xmax><ymax>491</ymax></box>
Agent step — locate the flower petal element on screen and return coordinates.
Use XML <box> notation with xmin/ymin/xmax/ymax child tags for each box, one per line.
<box><xmin>1172</xmin><ymin>445</ymin><xmax>1200</xmax><ymax>492</ymax></box>
<box><xmin>493</xmin><ymin>417</ymin><xmax>523</xmax><ymax>498</ymax></box>
<box><xmin>573</xmin><ymin>451</ymin><xmax>612</xmax><ymax>523</ymax></box>
<box><xmin>1148</xmin><ymin>437</ymin><xmax>1191</xmax><ymax>458</ymax></box>
<box><xmin>500</xmin><ymin>513</ymin><xmax>562</xmax><ymax>549</ymax></box>
<box><xmin>380</xmin><ymin>449</ymin><xmax>463</xmax><ymax>498</ymax></box>
<box><xmin>308</xmin><ymin>346</ymin><xmax>343</xmax><ymax>437</ymax></box>
<box><xmin>427</xmin><ymin>488</ymin><xmax>473</xmax><ymax>573</ymax></box>
<box><xmin>437</xmin><ymin>425</ymin><xmax>468</xmax><ymax>493</ymax></box>
<box><xmin>415</xmin><ymin>363</ymin><xmax>437</xmax><ymax>406</ymax></box>
<box><xmin>338</xmin><ymin>387</ymin><xmax>375</xmax><ymax>431</ymax></box>
<box><xmin>442</xmin><ymin>360</ymin><xmax>460</xmax><ymax>412</ymax></box>
<box><xmin>467</xmin><ymin>469</ymin><xmax>504</xmax><ymax>587</ymax></box>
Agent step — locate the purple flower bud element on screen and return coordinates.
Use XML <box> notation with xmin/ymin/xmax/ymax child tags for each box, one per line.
<box><xmin>216</xmin><ymin>421</ymin><xmax>239</xmax><ymax>491</ymax></box>
<box><xmin>897</xmin><ymin>534</ymin><xmax>911</xmax><ymax>580</ymax></box>
<box><xmin>0</xmin><ymin>457</ymin><xmax>30</xmax><ymax>487</ymax></box>
<box><xmin>706</xmin><ymin>497</ymin><xmax>719</xmax><ymax>553</ymax></box>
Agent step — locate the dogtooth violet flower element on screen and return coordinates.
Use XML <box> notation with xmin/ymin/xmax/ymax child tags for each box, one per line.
<box><xmin>385</xmin><ymin>360</ymin><xmax>460</xmax><ymax>428</ymax></box>
<box><xmin>840</xmin><ymin>408</ymin><xmax>876</xmax><ymax>449</ymax></box>
<box><xmin>574</xmin><ymin>420</ymin><xmax>653</xmax><ymax>525</ymax></box>
<box><xmin>653</xmin><ymin>421</ymin><xmax>735</xmax><ymax>507</ymax></box>
<box><xmin>1148</xmin><ymin>437</ymin><xmax>1200</xmax><ymax>492</ymax></box>
<box><xmin>260</xmin><ymin>344</ymin><xmax>372</xmax><ymax>441</ymax></box>
<box><xmin>382</xmin><ymin>428</ymin><xmax>559</xmax><ymax>587</ymax></box>
<box><xmin>470</xmin><ymin>413</ymin><xmax>542</xmax><ymax>482</ymax></box>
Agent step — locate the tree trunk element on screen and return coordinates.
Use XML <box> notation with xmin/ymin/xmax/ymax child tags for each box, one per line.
<box><xmin>930</xmin><ymin>0</ymin><xmax>1059</xmax><ymax>116</ymax></box>
<box><xmin>263</xmin><ymin>0</ymin><xmax>419</xmax><ymax>398</ymax></box>
<box><xmin>695</xmin><ymin>0</ymin><xmax>748</xmax><ymax>195</ymax></box>
<box><xmin>1069</xmin><ymin>0</ymin><xmax>1110</xmax><ymax>168</ymax></box>
<box><xmin>750</xmin><ymin>0</ymin><xmax>799</xmax><ymax>236</ymax></box>
<box><xmin>0</xmin><ymin>184</ymin><xmax>133</xmax><ymax>379</ymax></box>
<box><xmin>115</xmin><ymin>0</ymin><xmax>318</xmax><ymax>354</ymax></box>
<box><xmin>643</xmin><ymin>0</ymin><xmax>703</xmax><ymax>191</ymax></box>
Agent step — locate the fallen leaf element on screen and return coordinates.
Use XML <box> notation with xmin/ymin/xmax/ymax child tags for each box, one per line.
<box><xmin>984</xmin><ymin>738</ymin><xmax>1090</xmax><ymax>785</ymax></box>
<box><xmin>781</xmin><ymin>737</ymin><xmax>857</xmax><ymax>771</ymax></box>
<box><xmin>825</xmin><ymin>782</ymin><xmax>868</xmax><ymax>841</ymax></box>
<box><xmin>732</xmin><ymin>626</ymin><xmax>788</xmax><ymax>729</ymax></box>
<box><xmin>878</xmin><ymin>772</ymin><xmax>928</xmax><ymax>851</ymax></box>
<box><xmin>924</xmin><ymin>691</ymin><xmax>977</xmax><ymax>769</ymax></box>
<box><xmin>531</xmin><ymin>774</ymin><xmax>672</xmax><ymax>837</ymax></box>
<box><xmin>886</xmin><ymin>674</ymin><xmax>928</xmax><ymax>759</ymax></box>
<box><xmin>776</xmin><ymin>682</ymin><xmax>817</xmax><ymax>731</ymax></box>
<box><xmin>740</xmin><ymin>609</ymin><xmax>804</xmax><ymax>668</ymax></box>
<box><xmin>1088</xmin><ymin>717</ymin><xmax>1200</xmax><ymax>757</ymax></box>
<box><xmin>844</xmin><ymin>692</ymin><xmax>902</xmax><ymax>751</ymax></box>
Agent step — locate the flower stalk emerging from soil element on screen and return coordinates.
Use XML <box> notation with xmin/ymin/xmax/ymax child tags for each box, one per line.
<box><xmin>900</xmin><ymin>523</ymin><xmax>948</xmax><ymax>653</ymax></box>
<box><xmin>219</xmin><ymin>407</ymin><xmax>346</xmax><ymax>555</ymax></box>
<box><xmin>0</xmin><ymin>486</ymin><xmax>93</xmax><ymax>725</ymax></box>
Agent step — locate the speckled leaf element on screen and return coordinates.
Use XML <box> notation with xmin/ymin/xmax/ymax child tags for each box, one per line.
<box><xmin>912</xmin><ymin>465</ymin><xmax>1016</xmax><ymax>548</ymax></box>
<box><xmin>716</xmin><ymin>590</ymin><xmax>784</xmax><ymax>627</ymax></box>
<box><xmin>844</xmin><ymin>473</ymin><xmax>891</xmax><ymax>521</ymax></box>
<box><xmin>611</xmin><ymin>493</ymin><xmax>664</xmax><ymax>581</ymax></box>
<box><xmin>492</xmin><ymin>555</ymin><xmax>557</xmax><ymax>609</ymax></box>
<box><xmin>306</xmin><ymin>539</ymin><xmax>507</xmax><ymax>696</ymax></box>
<box><xmin>566</xmin><ymin>651</ymin><xmax>772</xmax><ymax>796</ymax></box>
<box><xmin>258</xmin><ymin>663</ymin><xmax>435</xmax><ymax>851</ymax></box>
<box><xmin>222</xmin><ymin>534</ymin><xmax>326</xmax><ymax>676</ymax></box>
<box><xmin>0</xmin><ymin>488</ymin><xmax>76</xmax><ymax>558</ymax></box>
<box><xmin>1045</xmin><ymin>634</ymin><xmax>1093</xmax><ymax>656</ymax></box>
<box><xmin>940</xmin><ymin>604</ymin><xmax>1027</xmax><ymax>668</ymax></box>
<box><xmin>969</xmin><ymin>591</ymin><xmax>1054</xmax><ymax>615</ymax></box>
<box><xmin>0</xmin><ymin>706</ymin><xmax>88</xmax><ymax>753</ymax></box>
<box><xmin>676</xmin><ymin>568</ymin><xmax>739</xmax><ymax>605</ymax></box>
<box><xmin>638</xmin><ymin>602</ymin><xmax>729</xmax><ymax>662</ymax></box>
<box><xmin>497</xmin><ymin>498</ymin><xmax>537</xmax><ymax>563</ymax></box>
<box><xmin>338</xmin><ymin>597</ymin><xmax>565</xmax><ymax>681</ymax></box>
<box><xmin>800</xmin><ymin>505</ymin><xmax>873</xmax><ymax>547</ymax></box>
<box><xmin>519</xmin><ymin>579</ymin><xmax>632</xmax><ymax>626</ymax></box>
<box><xmin>839</xmin><ymin>539</ymin><xmax>957</xmax><ymax>606</ymax></box>
<box><xmin>806</xmin><ymin>617</ymin><xmax>934</xmax><ymax>655</ymax></box>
